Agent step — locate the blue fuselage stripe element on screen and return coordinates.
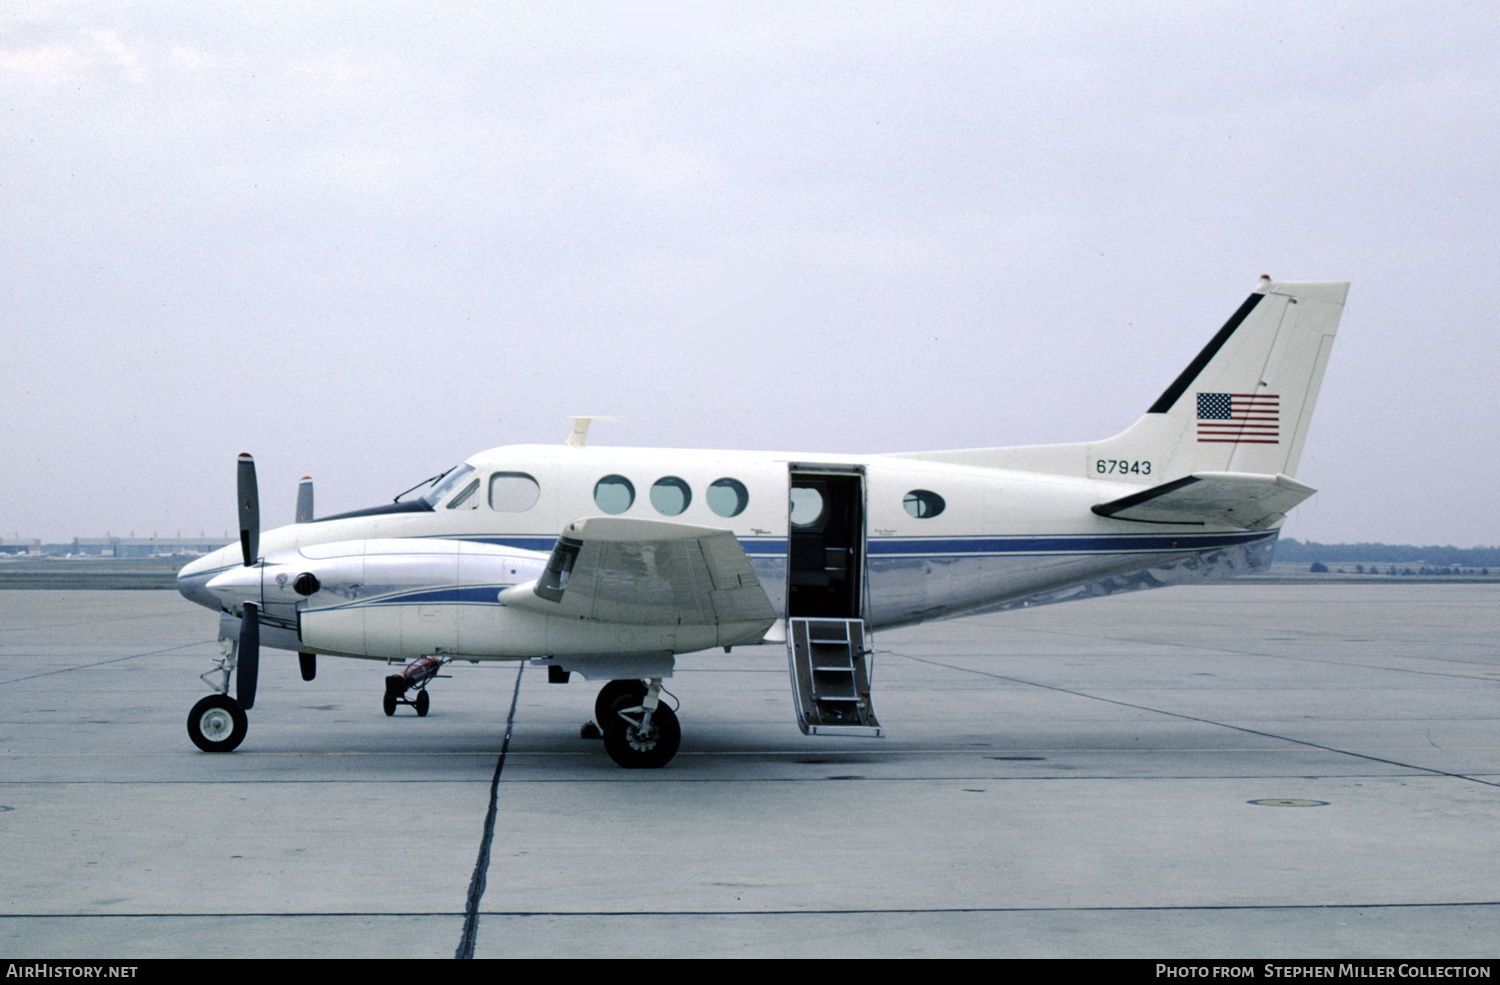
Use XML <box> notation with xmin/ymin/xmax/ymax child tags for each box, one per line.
<box><xmin>455</xmin><ymin>531</ymin><xmax>1267</xmax><ymax>558</ymax></box>
<box><xmin>865</xmin><ymin>531</ymin><xmax>1266</xmax><ymax>556</ymax></box>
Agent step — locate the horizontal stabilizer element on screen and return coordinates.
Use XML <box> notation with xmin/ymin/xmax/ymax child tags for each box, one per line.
<box><xmin>1091</xmin><ymin>472</ymin><xmax>1316</xmax><ymax>528</ymax></box>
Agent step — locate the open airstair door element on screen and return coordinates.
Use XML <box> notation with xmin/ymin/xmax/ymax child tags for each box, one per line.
<box><xmin>786</xmin><ymin>466</ymin><xmax>881</xmax><ymax>737</ymax></box>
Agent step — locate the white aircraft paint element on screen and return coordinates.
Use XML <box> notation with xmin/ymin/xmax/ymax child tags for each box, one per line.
<box><xmin>177</xmin><ymin>278</ymin><xmax>1349</xmax><ymax>765</ymax></box>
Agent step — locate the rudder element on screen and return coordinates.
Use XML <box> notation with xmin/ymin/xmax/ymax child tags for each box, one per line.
<box><xmin>885</xmin><ymin>277</ymin><xmax>1349</xmax><ymax>486</ymax></box>
<box><xmin>1089</xmin><ymin>278</ymin><xmax>1348</xmax><ymax>482</ymax></box>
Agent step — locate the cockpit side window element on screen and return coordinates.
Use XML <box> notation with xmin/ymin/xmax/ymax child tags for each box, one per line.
<box><xmin>489</xmin><ymin>472</ymin><xmax>541</xmax><ymax>512</ymax></box>
<box><xmin>421</xmin><ymin>464</ymin><xmax>477</xmax><ymax>507</ymax></box>
<box><xmin>446</xmin><ymin>478</ymin><xmax>480</xmax><ymax>509</ymax></box>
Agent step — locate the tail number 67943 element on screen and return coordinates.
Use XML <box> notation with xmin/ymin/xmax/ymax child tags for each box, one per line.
<box><xmin>1096</xmin><ymin>459</ymin><xmax>1152</xmax><ymax>475</ymax></box>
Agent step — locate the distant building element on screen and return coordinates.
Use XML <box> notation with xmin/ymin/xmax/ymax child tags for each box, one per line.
<box><xmin>0</xmin><ymin>538</ymin><xmax>41</xmax><ymax>555</ymax></box>
<box><xmin>65</xmin><ymin>537</ymin><xmax>233</xmax><ymax>558</ymax></box>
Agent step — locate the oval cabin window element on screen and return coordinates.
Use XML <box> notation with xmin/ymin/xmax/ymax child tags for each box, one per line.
<box><xmin>650</xmin><ymin>477</ymin><xmax>692</xmax><ymax>516</ymax></box>
<box><xmin>789</xmin><ymin>487</ymin><xmax>825</xmax><ymax>528</ymax></box>
<box><xmin>707</xmin><ymin>478</ymin><xmax>750</xmax><ymax>518</ymax></box>
<box><xmin>593</xmin><ymin>475</ymin><xmax>635</xmax><ymax>514</ymax></box>
<box><xmin>903</xmin><ymin>489</ymin><xmax>945</xmax><ymax>519</ymax></box>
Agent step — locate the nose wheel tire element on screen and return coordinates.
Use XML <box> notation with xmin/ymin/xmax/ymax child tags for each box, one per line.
<box><xmin>188</xmin><ymin>694</ymin><xmax>248</xmax><ymax>753</ymax></box>
<box><xmin>601</xmin><ymin>695</ymin><xmax>680</xmax><ymax>769</ymax></box>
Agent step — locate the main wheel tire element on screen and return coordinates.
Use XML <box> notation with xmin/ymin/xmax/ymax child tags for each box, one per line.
<box><xmin>383</xmin><ymin>693</ymin><xmax>397</xmax><ymax>717</ymax></box>
<box><xmin>601</xmin><ymin>696</ymin><xmax>680</xmax><ymax>769</ymax></box>
<box><xmin>187</xmin><ymin>694</ymin><xmax>248</xmax><ymax>753</ymax></box>
<box><xmin>414</xmin><ymin>689</ymin><xmax>429</xmax><ymax>717</ymax></box>
<box><xmin>594</xmin><ymin>679</ymin><xmax>648</xmax><ymax>729</ymax></box>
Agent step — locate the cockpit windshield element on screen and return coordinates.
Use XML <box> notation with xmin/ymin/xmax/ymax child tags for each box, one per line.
<box><xmin>400</xmin><ymin>464</ymin><xmax>476</xmax><ymax>507</ymax></box>
<box><xmin>421</xmin><ymin>464</ymin><xmax>476</xmax><ymax>507</ymax></box>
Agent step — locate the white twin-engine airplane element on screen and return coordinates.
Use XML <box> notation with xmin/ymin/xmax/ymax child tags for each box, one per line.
<box><xmin>177</xmin><ymin>277</ymin><xmax>1348</xmax><ymax>768</ymax></box>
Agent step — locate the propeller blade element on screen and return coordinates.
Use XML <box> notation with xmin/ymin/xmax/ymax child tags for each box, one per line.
<box><xmin>295</xmin><ymin>476</ymin><xmax>314</xmax><ymax>523</ymax></box>
<box><xmin>237</xmin><ymin>453</ymin><xmax>260</xmax><ymax>566</ymax></box>
<box><xmin>237</xmin><ymin>602</ymin><xmax>260</xmax><ymax>710</ymax></box>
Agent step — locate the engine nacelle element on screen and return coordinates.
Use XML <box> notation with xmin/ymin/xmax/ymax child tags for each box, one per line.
<box><xmin>207</xmin><ymin>538</ymin><xmax>549</xmax><ymax>659</ymax></box>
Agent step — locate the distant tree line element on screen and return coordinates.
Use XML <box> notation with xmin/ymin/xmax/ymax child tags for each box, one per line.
<box><xmin>1277</xmin><ymin>539</ymin><xmax>1500</xmax><ymax>567</ymax></box>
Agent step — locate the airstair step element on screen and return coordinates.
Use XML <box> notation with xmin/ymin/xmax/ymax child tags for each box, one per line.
<box><xmin>787</xmin><ymin>616</ymin><xmax>881</xmax><ymax>737</ymax></box>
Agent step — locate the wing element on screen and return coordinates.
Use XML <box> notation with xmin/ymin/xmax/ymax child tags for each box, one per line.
<box><xmin>500</xmin><ymin>517</ymin><xmax>777</xmax><ymax>639</ymax></box>
<box><xmin>1091</xmin><ymin>471</ymin><xmax>1316</xmax><ymax>529</ymax></box>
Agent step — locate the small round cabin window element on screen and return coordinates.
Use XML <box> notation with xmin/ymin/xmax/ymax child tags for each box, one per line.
<box><xmin>593</xmin><ymin>475</ymin><xmax>635</xmax><ymax>514</ymax></box>
<box><xmin>650</xmin><ymin>476</ymin><xmax>692</xmax><ymax>516</ymax></box>
<box><xmin>903</xmin><ymin>489</ymin><xmax>945</xmax><ymax>519</ymax></box>
<box><xmin>707</xmin><ymin>478</ymin><xmax>749</xmax><ymax>518</ymax></box>
<box><xmin>789</xmin><ymin>487</ymin><xmax>825</xmax><ymax>528</ymax></box>
<box><xmin>489</xmin><ymin>472</ymin><xmax>540</xmax><ymax>512</ymax></box>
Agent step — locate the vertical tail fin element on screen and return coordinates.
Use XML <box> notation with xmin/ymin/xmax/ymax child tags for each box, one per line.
<box><xmin>1107</xmin><ymin>278</ymin><xmax>1348</xmax><ymax>480</ymax></box>
<box><xmin>889</xmin><ymin>278</ymin><xmax>1349</xmax><ymax>484</ymax></box>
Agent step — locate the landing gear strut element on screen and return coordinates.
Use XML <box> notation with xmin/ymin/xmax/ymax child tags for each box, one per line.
<box><xmin>597</xmin><ymin>678</ymin><xmax>680</xmax><ymax>769</ymax></box>
<box><xmin>188</xmin><ymin>635</ymin><xmax>249</xmax><ymax>752</ymax></box>
<box><xmin>593</xmin><ymin>678</ymin><xmax>647</xmax><ymax>728</ymax></box>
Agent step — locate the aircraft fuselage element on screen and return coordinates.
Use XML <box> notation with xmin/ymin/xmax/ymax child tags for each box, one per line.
<box><xmin>178</xmin><ymin>442</ymin><xmax>1274</xmax><ymax>662</ymax></box>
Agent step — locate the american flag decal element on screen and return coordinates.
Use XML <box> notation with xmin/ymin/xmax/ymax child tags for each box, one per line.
<box><xmin>1196</xmin><ymin>392</ymin><xmax>1279</xmax><ymax>444</ymax></box>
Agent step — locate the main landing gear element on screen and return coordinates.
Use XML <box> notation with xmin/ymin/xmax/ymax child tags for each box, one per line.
<box><xmin>593</xmin><ymin>678</ymin><xmax>680</xmax><ymax>769</ymax></box>
<box><xmin>384</xmin><ymin>656</ymin><xmax>446</xmax><ymax>717</ymax></box>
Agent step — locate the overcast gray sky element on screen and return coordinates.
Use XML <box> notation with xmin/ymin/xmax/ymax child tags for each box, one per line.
<box><xmin>3</xmin><ymin>1</ymin><xmax>1497</xmax><ymax>547</ymax></box>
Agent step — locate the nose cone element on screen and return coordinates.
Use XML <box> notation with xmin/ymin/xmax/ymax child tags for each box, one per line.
<box><xmin>177</xmin><ymin>548</ymin><xmax>240</xmax><ymax>611</ymax></box>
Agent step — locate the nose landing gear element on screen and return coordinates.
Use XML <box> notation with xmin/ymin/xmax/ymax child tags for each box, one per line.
<box><xmin>187</xmin><ymin>635</ymin><xmax>249</xmax><ymax>752</ymax></box>
<box><xmin>188</xmin><ymin>693</ymin><xmax>248</xmax><ymax>752</ymax></box>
